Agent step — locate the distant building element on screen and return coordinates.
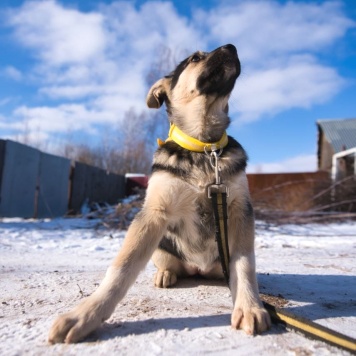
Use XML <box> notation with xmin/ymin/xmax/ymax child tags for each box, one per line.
<box><xmin>317</xmin><ymin>118</ymin><xmax>356</xmax><ymax>180</ymax></box>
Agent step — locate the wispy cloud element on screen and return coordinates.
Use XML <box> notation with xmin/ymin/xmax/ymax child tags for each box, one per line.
<box><xmin>199</xmin><ymin>1</ymin><xmax>353</xmax><ymax>62</ymax></box>
<box><xmin>247</xmin><ymin>154</ymin><xmax>317</xmax><ymax>174</ymax></box>
<box><xmin>2</xmin><ymin>65</ymin><xmax>23</xmax><ymax>81</ymax></box>
<box><xmin>0</xmin><ymin>98</ymin><xmax>12</xmax><ymax>106</ymax></box>
<box><xmin>234</xmin><ymin>55</ymin><xmax>346</xmax><ymax>123</ymax></box>
<box><xmin>2</xmin><ymin>0</ymin><xmax>354</xmax><ymax>149</ymax></box>
<box><xmin>7</xmin><ymin>0</ymin><xmax>107</xmax><ymax>66</ymax></box>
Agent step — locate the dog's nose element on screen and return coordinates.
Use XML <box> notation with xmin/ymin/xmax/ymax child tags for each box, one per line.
<box><xmin>222</xmin><ymin>44</ymin><xmax>237</xmax><ymax>53</ymax></box>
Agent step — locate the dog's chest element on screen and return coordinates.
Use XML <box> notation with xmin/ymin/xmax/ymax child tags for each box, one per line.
<box><xmin>166</xmin><ymin>193</ymin><xmax>216</xmax><ymax>249</ymax></box>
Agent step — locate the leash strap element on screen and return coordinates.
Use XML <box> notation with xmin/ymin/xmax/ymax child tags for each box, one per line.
<box><xmin>202</xmin><ymin>139</ymin><xmax>355</xmax><ymax>352</ymax></box>
<box><xmin>210</xmin><ymin>190</ymin><xmax>230</xmax><ymax>285</ymax></box>
<box><xmin>263</xmin><ymin>302</ymin><xmax>356</xmax><ymax>353</ymax></box>
<box><xmin>209</xmin><ymin>187</ymin><xmax>356</xmax><ymax>353</ymax></box>
<box><xmin>206</xmin><ymin>151</ymin><xmax>355</xmax><ymax>353</ymax></box>
<box><xmin>207</xmin><ymin>149</ymin><xmax>230</xmax><ymax>285</ymax></box>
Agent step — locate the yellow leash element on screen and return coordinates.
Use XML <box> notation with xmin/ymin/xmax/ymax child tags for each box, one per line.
<box><xmin>263</xmin><ymin>302</ymin><xmax>356</xmax><ymax>353</ymax></box>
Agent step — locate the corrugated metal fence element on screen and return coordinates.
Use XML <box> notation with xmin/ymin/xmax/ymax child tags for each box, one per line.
<box><xmin>0</xmin><ymin>139</ymin><xmax>332</xmax><ymax>218</ymax></box>
<box><xmin>0</xmin><ymin>139</ymin><xmax>125</xmax><ymax>218</ymax></box>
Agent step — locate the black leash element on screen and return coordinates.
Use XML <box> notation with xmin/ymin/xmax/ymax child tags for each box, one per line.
<box><xmin>210</xmin><ymin>188</ymin><xmax>230</xmax><ymax>285</ymax></box>
<box><xmin>207</xmin><ymin>148</ymin><xmax>230</xmax><ymax>285</ymax></box>
<box><xmin>206</xmin><ymin>149</ymin><xmax>356</xmax><ymax>354</ymax></box>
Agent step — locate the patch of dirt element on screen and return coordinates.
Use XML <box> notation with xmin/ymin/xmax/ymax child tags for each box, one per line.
<box><xmin>260</xmin><ymin>293</ymin><xmax>288</xmax><ymax>308</ymax></box>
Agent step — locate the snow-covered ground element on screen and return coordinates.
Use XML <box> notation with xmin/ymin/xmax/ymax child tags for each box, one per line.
<box><xmin>0</xmin><ymin>216</ymin><xmax>355</xmax><ymax>355</ymax></box>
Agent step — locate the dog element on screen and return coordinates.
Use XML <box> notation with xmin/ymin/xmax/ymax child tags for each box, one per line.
<box><xmin>48</xmin><ymin>44</ymin><xmax>271</xmax><ymax>344</ymax></box>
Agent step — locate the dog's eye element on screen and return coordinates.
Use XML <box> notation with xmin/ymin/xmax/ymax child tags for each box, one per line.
<box><xmin>191</xmin><ymin>54</ymin><xmax>201</xmax><ymax>63</ymax></box>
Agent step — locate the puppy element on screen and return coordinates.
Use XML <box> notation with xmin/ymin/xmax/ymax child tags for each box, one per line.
<box><xmin>48</xmin><ymin>44</ymin><xmax>270</xmax><ymax>344</ymax></box>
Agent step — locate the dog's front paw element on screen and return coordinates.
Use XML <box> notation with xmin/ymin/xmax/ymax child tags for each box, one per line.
<box><xmin>154</xmin><ymin>270</ymin><xmax>177</xmax><ymax>288</ymax></box>
<box><xmin>48</xmin><ymin>300</ymin><xmax>105</xmax><ymax>344</ymax></box>
<box><xmin>231</xmin><ymin>306</ymin><xmax>271</xmax><ymax>335</ymax></box>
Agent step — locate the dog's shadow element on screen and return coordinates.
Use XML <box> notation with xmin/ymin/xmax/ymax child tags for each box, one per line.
<box><xmin>87</xmin><ymin>273</ymin><xmax>355</xmax><ymax>342</ymax></box>
<box><xmin>171</xmin><ymin>275</ymin><xmax>227</xmax><ymax>288</ymax></box>
<box><xmin>92</xmin><ymin>277</ymin><xmax>237</xmax><ymax>342</ymax></box>
<box><xmin>96</xmin><ymin>313</ymin><xmax>232</xmax><ymax>341</ymax></box>
<box><xmin>94</xmin><ymin>312</ymin><xmax>285</xmax><ymax>342</ymax></box>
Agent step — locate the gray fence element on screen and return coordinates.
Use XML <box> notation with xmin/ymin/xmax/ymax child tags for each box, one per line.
<box><xmin>69</xmin><ymin>162</ymin><xmax>125</xmax><ymax>213</ymax></box>
<box><xmin>0</xmin><ymin>139</ymin><xmax>125</xmax><ymax>218</ymax></box>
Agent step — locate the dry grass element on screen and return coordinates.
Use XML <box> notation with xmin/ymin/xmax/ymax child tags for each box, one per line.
<box><xmin>80</xmin><ymin>175</ymin><xmax>356</xmax><ymax>227</ymax></box>
<box><xmin>252</xmin><ymin>176</ymin><xmax>356</xmax><ymax>224</ymax></box>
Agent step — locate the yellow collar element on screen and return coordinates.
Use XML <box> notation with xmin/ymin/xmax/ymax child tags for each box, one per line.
<box><xmin>157</xmin><ymin>124</ymin><xmax>228</xmax><ymax>152</ymax></box>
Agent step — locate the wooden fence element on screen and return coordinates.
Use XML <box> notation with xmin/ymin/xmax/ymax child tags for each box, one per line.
<box><xmin>0</xmin><ymin>139</ymin><xmax>125</xmax><ymax>218</ymax></box>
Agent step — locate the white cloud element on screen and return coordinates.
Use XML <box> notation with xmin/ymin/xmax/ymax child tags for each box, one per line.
<box><xmin>7</xmin><ymin>0</ymin><xmax>107</xmax><ymax>66</ymax></box>
<box><xmin>4</xmin><ymin>0</ymin><xmax>200</xmax><ymax>140</ymax></box>
<box><xmin>198</xmin><ymin>1</ymin><xmax>353</xmax><ymax>63</ymax></box>
<box><xmin>247</xmin><ymin>154</ymin><xmax>317</xmax><ymax>174</ymax></box>
<box><xmin>194</xmin><ymin>1</ymin><xmax>352</xmax><ymax>123</ymax></box>
<box><xmin>232</xmin><ymin>55</ymin><xmax>346</xmax><ymax>123</ymax></box>
<box><xmin>0</xmin><ymin>97</ymin><xmax>12</xmax><ymax>107</ymax></box>
<box><xmin>13</xmin><ymin>104</ymin><xmax>103</xmax><ymax>135</ymax></box>
<box><xmin>3</xmin><ymin>0</ymin><xmax>354</xmax><ymax>147</ymax></box>
<box><xmin>2</xmin><ymin>66</ymin><xmax>23</xmax><ymax>81</ymax></box>
<box><xmin>39</xmin><ymin>85</ymin><xmax>103</xmax><ymax>99</ymax></box>
<box><xmin>101</xmin><ymin>1</ymin><xmax>202</xmax><ymax>57</ymax></box>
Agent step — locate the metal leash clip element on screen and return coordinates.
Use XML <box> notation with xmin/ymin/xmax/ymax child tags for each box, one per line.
<box><xmin>206</xmin><ymin>148</ymin><xmax>229</xmax><ymax>198</ymax></box>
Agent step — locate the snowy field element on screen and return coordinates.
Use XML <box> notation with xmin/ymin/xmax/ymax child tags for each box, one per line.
<box><xmin>0</xmin><ymin>215</ymin><xmax>355</xmax><ymax>355</ymax></box>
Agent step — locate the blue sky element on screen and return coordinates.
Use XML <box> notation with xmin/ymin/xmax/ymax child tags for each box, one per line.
<box><xmin>0</xmin><ymin>0</ymin><xmax>355</xmax><ymax>173</ymax></box>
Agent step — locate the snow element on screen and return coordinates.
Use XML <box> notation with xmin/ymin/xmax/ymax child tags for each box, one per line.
<box><xmin>0</xmin><ymin>216</ymin><xmax>355</xmax><ymax>355</ymax></box>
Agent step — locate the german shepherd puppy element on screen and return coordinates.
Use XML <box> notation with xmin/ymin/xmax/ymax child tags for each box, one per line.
<box><xmin>48</xmin><ymin>44</ymin><xmax>270</xmax><ymax>344</ymax></box>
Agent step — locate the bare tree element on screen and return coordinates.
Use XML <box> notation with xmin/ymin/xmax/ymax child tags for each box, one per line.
<box><xmin>16</xmin><ymin>45</ymin><xmax>184</xmax><ymax>175</ymax></box>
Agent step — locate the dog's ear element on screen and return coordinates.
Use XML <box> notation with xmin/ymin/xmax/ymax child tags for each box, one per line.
<box><xmin>146</xmin><ymin>78</ymin><xmax>169</xmax><ymax>109</ymax></box>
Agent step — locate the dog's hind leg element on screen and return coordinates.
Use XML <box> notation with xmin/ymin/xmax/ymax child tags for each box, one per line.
<box><xmin>152</xmin><ymin>248</ymin><xmax>187</xmax><ymax>288</ymax></box>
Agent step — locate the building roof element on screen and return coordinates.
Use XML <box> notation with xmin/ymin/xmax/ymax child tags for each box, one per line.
<box><xmin>317</xmin><ymin>118</ymin><xmax>356</xmax><ymax>153</ymax></box>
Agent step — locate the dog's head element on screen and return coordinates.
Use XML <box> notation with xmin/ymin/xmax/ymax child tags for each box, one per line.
<box><xmin>146</xmin><ymin>44</ymin><xmax>241</xmax><ymax>141</ymax></box>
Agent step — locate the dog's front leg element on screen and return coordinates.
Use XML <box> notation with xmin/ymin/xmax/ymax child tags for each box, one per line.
<box><xmin>228</xmin><ymin>205</ymin><xmax>271</xmax><ymax>334</ymax></box>
<box><xmin>48</xmin><ymin>207</ymin><xmax>169</xmax><ymax>344</ymax></box>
